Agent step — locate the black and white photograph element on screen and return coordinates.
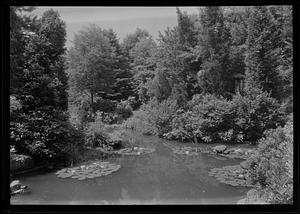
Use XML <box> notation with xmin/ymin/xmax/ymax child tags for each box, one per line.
<box><xmin>7</xmin><ymin>5</ymin><xmax>294</xmax><ymax>206</ymax></box>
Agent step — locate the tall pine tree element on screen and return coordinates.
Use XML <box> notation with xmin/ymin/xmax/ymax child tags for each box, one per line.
<box><xmin>244</xmin><ymin>6</ymin><xmax>280</xmax><ymax>98</ymax></box>
<box><xmin>197</xmin><ymin>6</ymin><xmax>233</xmax><ymax>97</ymax></box>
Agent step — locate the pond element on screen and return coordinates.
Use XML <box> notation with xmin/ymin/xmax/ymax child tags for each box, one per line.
<box><xmin>11</xmin><ymin>130</ymin><xmax>251</xmax><ymax>205</ymax></box>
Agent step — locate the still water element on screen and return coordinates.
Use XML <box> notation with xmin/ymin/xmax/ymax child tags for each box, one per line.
<box><xmin>11</xmin><ymin>131</ymin><xmax>250</xmax><ymax>205</ymax></box>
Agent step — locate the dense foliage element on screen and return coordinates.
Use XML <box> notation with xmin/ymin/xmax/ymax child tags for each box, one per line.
<box><xmin>121</xmin><ymin>6</ymin><xmax>292</xmax><ymax>146</ymax></box>
<box><xmin>10</xmin><ymin>6</ymin><xmax>293</xmax><ymax>204</ymax></box>
<box><xmin>245</xmin><ymin>114</ymin><xmax>293</xmax><ymax>204</ymax></box>
<box><xmin>10</xmin><ymin>7</ymin><xmax>83</xmax><ymax>165</ymax></box>
<box><xmin>163</xmin><ymin>88</ymin><xmax>284</xmax><ymax>144</ymax></box>
<box><xmin>10</xmin><ymin>108</ymin><xmax>83</xmax><ymax>163</ymax></box>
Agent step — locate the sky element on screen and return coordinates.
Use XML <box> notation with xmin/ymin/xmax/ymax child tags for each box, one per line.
<box><xmin>31</xmin><ymin>7</ymin><xmax>200</xmax><ymax>49</ymax></box>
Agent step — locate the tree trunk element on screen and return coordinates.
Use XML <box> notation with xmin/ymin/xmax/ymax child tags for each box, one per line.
<box><xmin>91</xmin><ymin>92</ymin><xmax>94</xmax><ymax>113</ymax></box>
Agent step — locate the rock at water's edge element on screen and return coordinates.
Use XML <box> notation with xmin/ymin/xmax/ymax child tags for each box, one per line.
<box><xmin>212</xmin><ymin>145</ymin><xmax>227</xmax><ymax>153</ymax></box>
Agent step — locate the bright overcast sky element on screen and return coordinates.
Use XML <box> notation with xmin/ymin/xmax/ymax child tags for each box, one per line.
<box><xmin>31</xmin><ymin>7</ymin><xmax>200</xmax><ymax>49</ymax></box>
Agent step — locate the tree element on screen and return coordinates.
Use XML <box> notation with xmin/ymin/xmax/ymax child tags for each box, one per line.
<box><xmin>196</xmin><ymin>6</ymin><xmax>233</xmax><ymax>97</ymax></box>
<box><xmin>268</xmin><ymin>6</ymin><xmax>293</xmax><ymax>110</ymax></box>
<box><xmin>67</xmin><ymin>25</ymin><xmax>116</xmax><ymax>113</ymax></box>
<box><xmin>121</xmin><ymin>28</ymin><xmax>151</xmax><ymax>59</ymax></box>
<box><xmin>244</xmin><ymin>6</ymin><xmax>280</xmax><ymax>99</ymax></box>
<box><xmin>39</xmin><ymin>9</ymin><xmax>68</xmax><ymax>110</ymax></box>
<box><xmin>103</xmin><ymin>29</ymin><xmax>134</xmax><ymax>101</ymax></box>
<box><xmin>224</xmin><ymin>6</ymin><xmax>250</xmax><ymax>82</ymax></box>
<box><xmin>130</xmin><ymin>36</ymin><xmax>157</xmax><ymax>103</ymax></box>
<box><xmin>153</xmin><ymin>27</ymin><xmax>187</xmax><ymax>104</ymax></box>
<box><xmin>10</xmin><ymin>8</ymin><xmax>83</xmax><ymax>164</ymax></box>
<box><xmin>148</xmin><ymin>69</ymin><xmax>172</xmax><ymax>102</ymax></box>
<box><xmin>176</xmin><ymin>7</ymin><xmax>198</xmax><ymax>47</ymax></box>
<box><xmin>10</xmin><ymin>6</ymin><xmax>36</xmax><ymax>95</ymax></box>
<box><xmin>14</xmin><ymin>9</ymin><xmax>68</xmax><ymax>111</ymax></box>
<box><xmin>176</xmin><ymin>8</ymin><xmax>202</xmax><ymax>99</ymax></box>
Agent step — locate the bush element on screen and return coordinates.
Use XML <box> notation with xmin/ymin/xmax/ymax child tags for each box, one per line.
<box><xmin>122</xmin><ymin>110</ymin><xmax>157</xmax><ymax>135</ymax></box>
<box><xmin>84</xmin><ymin>120</ymin><xmax>110</xmax><ymax>149</ymax></box>
<box><xmin>94</xmin><ymin>111</ymin><xmax>119</xmax><ymax>124</ymax></box>
<box><xmin>164</xmin><ymin>89</ymin><xmax>285</xmax><ymax>144</ymax></box>
<box><xmin>231</xmin><ymin>88</ymin><xmax>285</xmax><ymax>143</ymax></box>
<box><xmin>245</xmin><ymin>114</ymin><xmax>293</xmax><ymax>204</ymax></box>
<box><xmin>142</xmin><ymin>98</ymin><xmax>178</xmax><ymax>137</ymax></box>
<box><xmin>165</xmin><ymin>94</ymin><xmax>235</xmax><ymax>143</ymax></box>
<box><xmin>10</xmin><ymin>95</ymin><xmax>22</xmax><ymax>114</ymax></box>
<box><xmin>122</xmin><ymin>98</ymin><xmax>178</xmax><ymax>136</ymax></box>
<box><xmin>116</xmin><ymin>100</ymin><xmax>133</xmax><ymax>119</ymax></box>
<box><xmin>10</xmin><ymin>107</ymin><xmax>84</xmax><ymax>164</ymax></box>
<box><xmin>84</xmin><ymin>119</ymin><xmax>122</xmax><ymax>150</ymax></box>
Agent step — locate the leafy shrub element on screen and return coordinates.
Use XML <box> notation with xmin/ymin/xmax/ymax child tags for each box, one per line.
<box><xmin>122</xmin><ymin>98</ymin><xmax>178</xmax><ymax>136</ymax></box>
<box><xmin>10</xmin><ymin>95</ymin><xmax>22</xmax><ymax>114</ymax></box>
<box><xmin>245</xmin><ymin>114</ymin><xmax>293</xmax><ymax>204</ymax></box>
<box><xmin>116</xmin><ymin>100</ymin><xmax>133</xmax><ymax>119</ymax></box>
<box><xmin>163</xmin><ymin>109</ymin><xmax>193</xmax><ymax>141</ymax></box>
<box><xmin>231</xmin><ymin>88</ymin><xmax>285</xmax><ymax>143</ymax></box>
<box><xmin>141</xmin><ymin>98</ymin><xmax>178</xmax><ymax>136</ymax></box>
<box><xmin>189</xmin><ymin>94</ymin><xmax>235</xmax><ymax>142</ymax></box>
<box><xmin>122</xmin><ymin>110</ymin><xmax>157</xmax><ymax>135</ymax></box>
<box><xmin>91</xmin><ymin>100</ymin><xmax>133</xmax><ymax>125</ymax></box>
<box><xmin>10</xmin><ymin>108</ymin><xmax>84</xmax><ymax>164</ymax></box>
<box><xmin>164</xmin><ymin>90</ymin><xmax>285</xmax><ymax>144</ymax></box>
<box><xmin>94</xmin><ymin>111</ymin><xmax>119</xmax><ymax>124</ymax></box>
<box><xmin>68</xmin><ymin>98</ymin><xmax>93</xmax><ymax>129</ymax></box>
<box><xmin>84</xmin><ymin>121</ymin><xmax>109</xmax><ymax>149</ymax></box>
<box><xmin>165</xmin><ymin>94</ymin><xmax>235</xmax><ymax>143</ymax></box>
<box><xmin>84</xmin><ymin>119</ymin><xmax>122</xmax><ymax>150</ymax></box>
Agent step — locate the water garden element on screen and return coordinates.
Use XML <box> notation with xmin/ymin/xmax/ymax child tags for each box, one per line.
<box><xmin>9</xmin><ymin>6</ymin><xmax>293</xmax><ymax>205</ymax></box>
<box><xmin>11</xmin><ymin>127</ymin><xmax>256</xmax><ymax>204</ymax></box>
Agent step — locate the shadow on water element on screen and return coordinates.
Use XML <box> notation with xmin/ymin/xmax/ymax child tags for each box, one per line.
<box><xmin>11</xmin><ymin>130</ymin><xmax>250</xmax><ymax>205</ymax></box>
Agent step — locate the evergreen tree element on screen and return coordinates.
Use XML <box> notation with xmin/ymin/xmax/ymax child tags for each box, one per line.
<box><xmin>176</xmin><ymin>7</ymin><xmax>198</xmax><ymax>47</ymax></box>
<box><xmin>39</xmin><ymin>9</ymin><xmax>68</xmax><ymax>110</ymax></box>
<box><xmin>130</xmin><ymin>36</ymin><xmax>157</xmax><ymax>103</ymax></box>
<box><xmin>10</xmin><ymin>6</ymin><xmax>36</xmax><ymax>95</ymax></box>
<box><xmin>17</xmin><ymin>9</ymin><xmax>68</xmax><ymax>110</ymax></box>
<box><xmin>121</xmin><ymin>28</ymin><xmax>150</xmax><ymax>59</ymax></box>
<box><xmin>244</xmin><ymin>6</ymin><xmax>280</xmax><ymax>98</ymax></box>
<box><xmin>268</xmin><ymin>6</ymin><xmax>293</xmax><ymax>107</ymax></box>
<box><xmin>197</xmin><ymin>6</ymin><xmax>233</xmax><ymax>97</ymax></box>
<box><xmin>154</xmin><ymin>27</ymin><xmax>187</xmax><ymax>103</ymax></box>
<box><xmin>176</xmin><ymin>8</ymin><xmax>202</xmax><ymax>99</ymax></box>
<box><xmin>103</xmin><ymin>29</ymin><xmax>134</xmax><ymax>101</ymax></box>
<box><xmin>224</xmin><ymin>6</ymin><xmax>249</xmax><ymax>81</ymax></box>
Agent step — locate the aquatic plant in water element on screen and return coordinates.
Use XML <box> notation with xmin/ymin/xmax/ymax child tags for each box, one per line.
<box><xmin>96</xmin><ymin>147</ymin><xmax>155</xmax><ymax>156</ymax></box>
<box><xmin>55</xmin><ymin>161</ymin><xmax>121</xmax><ymax>180</ymax></box>
<box><xmin>114</xmin><ymin>147</ymin><xmax>155</xmax><ymax>155</ymax></box>
<box><xmin>172</xmin><ymin>145</ymin><xmax>255</xmax><ymax>160</ymax></box>
<box><xmin>172</xmin><ymin>146</ymin><xmax>212</xmax><ymax>156</ymax></box>
<box><xmin>208</xmin><ymin>165</ymin><xmax>254</xmax><ymax>187</ymax></box>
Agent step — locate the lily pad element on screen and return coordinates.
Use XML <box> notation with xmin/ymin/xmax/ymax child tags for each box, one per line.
<box><xmin>208</xmin><ymin>165</ymin><xmax>253</xmax><ymax>187</ymax></box>
<box><xmin>114</xmin><ymin>147</ymin><xmax>155</xmax><ymax>155</ymax></box>
<box><xmin>55</xmin><ymin>161</ymin><xmax>121</xmax><ymax>180</ymax></box>
<box><xmin>173</xmin><ymin>147</ymin><xmax>201</xmax><ymax>156</ymax></box>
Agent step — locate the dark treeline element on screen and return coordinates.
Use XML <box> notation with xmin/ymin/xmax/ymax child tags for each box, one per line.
<box><xmin>10</xmin><ymin>6</ymin><xmax>293</xmax><ymax>204</ymax></box>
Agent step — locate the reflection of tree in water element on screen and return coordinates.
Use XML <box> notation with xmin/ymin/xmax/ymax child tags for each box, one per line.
<box><xmin>174</xmin><ymin>154</ymin><xmax>220</xmax><ymax>188</ymax></box>
<box><xmin>107</xmin><ymin>130</ymin><xmax>247</xmax><ymax>201</ymax></box>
